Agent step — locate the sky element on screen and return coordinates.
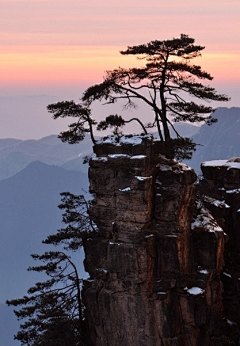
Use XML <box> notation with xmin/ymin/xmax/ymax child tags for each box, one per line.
<box><xmin>0</xmin><ymin>0</ymin><xmax>240</xmax><ymax>139</ymax></box>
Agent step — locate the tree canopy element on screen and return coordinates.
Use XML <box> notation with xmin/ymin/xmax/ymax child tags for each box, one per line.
<box><xmin>7</xmin><ymin>250</ymin><xmax>85</xmax><ymax>346</ymax></box>
<box><xmin>48</xmin><ymin>34</ymin><xmax>229</xmax><ymax>158</ymax></box>
<box><xmin>47</xmin><ymin>101</ymin><xmax>96</xmax><ymax>145</ymax></box>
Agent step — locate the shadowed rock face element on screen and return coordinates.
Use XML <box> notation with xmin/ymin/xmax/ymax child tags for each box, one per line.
<box><xmin>82</xmin><ymin>139</ymin><xmax>225</xmax><ymax>346</ymax></box>
<box><xmin>200</xmin><ymin>159</ymin><xmax>240</xmax><ymax>342</ymax></box>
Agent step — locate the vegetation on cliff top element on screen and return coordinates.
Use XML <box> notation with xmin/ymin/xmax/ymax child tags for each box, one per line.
<box><xmin>47</xmin><ymin>33</ymin><xmax>229</xmax><ymax>159</ymax></box>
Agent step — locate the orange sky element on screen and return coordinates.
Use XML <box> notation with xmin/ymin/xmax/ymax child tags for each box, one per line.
<box><xmin>0</xmin><ymin>0</ymin><xmax>239</xmax><ymax>139</ymax></box>
<box><xmin>0</xmin><ymin>0</ymin><xmax>240</xmax><ymax>93</ymax></box>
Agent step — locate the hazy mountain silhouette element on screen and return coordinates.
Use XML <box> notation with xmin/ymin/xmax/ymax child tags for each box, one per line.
<box><xmin>187</xmin><ymin>107</ymin><xmax>240</xmax><ymax>172</ymax></box>
<box><xmin>0</xmin><ymin>95</ymin><xmax>62</xmax><ymax>140</ymax></box>
<box><xmin>170</xmin><ymin>122</ymin><xmax>200</xmax><ymax>138</ymax></box>
<box><xmin>0</xmin><ymin>134</ymin><xmax>92</xmax><ymax>181</ymax></box>
<box><xmin>0</xmin><ymin>161</ymin><xmax>89</xmax><ymax>302</ymax></box>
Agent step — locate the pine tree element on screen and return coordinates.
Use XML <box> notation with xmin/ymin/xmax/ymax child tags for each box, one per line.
<box><xmin>83</xmin><ymin>34</ymin><xmax>229</xmax><ymax>145</ymax></box>
<box><xmin>47</xmin><ymin>101</ymin><xmax>96</xmax><ymax>145</ymax></box>
<box><xmin>47</xmin><ymin>35</ymin><xmax>229</xmax><ymax>156</ymax></box>
<box><xmin>7</xmin><ymin>192</ymin><xmax>95</xmax><ymax>346</ymax></box>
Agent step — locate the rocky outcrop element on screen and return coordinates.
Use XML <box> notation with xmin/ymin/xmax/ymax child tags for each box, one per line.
<box><xmin>82</xmin><ymin>137</ymin><xmax>226</xmax><ymax>346</ymax></box>
<box><xmin>199</xmin><ymin>158</ymin><xmax>240</xmax><ymax>343</ymax></box>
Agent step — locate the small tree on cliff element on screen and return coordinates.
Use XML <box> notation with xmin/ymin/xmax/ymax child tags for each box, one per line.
<box><xmin>7</xmin><ymin>251</ymin><xmax>84</xmax><ymax>346</ymax></box>
<box><xmin>7</xmin><ymin>192</ymin><xmax>95</xmax><ymax>346</ymax></box>
<box><xmin>47</xmin><ymin>101</ymin><xmax>97</xmax><ymax>145</ymax></box>
<box><xmin>43</xmin><ymin>192</ymin><xmax>96</xmax><ymax>251</ymax></box>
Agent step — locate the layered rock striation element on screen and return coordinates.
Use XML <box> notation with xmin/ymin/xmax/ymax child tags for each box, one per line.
<box><xmin>82</xmin><ymin>137</ymin><xmax>226</xmax><ymax>346</ymax></box>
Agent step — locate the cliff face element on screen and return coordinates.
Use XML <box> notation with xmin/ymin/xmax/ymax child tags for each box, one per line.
<box><xmin>200</xmin><ymin>159</ymin><xmax>240</xmax><ymax>340</ymax></box>
<box><xmin>82</xmin><ymin>138</ymin><xmax>226</xmax><ymax>346</ymax></box>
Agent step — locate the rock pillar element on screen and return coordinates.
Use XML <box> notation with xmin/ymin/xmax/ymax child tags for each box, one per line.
<box><xmin>200</xmin><ymin>159</ymin><xmax>240</xmax><ymax>343</ymax></box>
<box><xmin>83</xmin><ymin>138</ymin><xmax>225</xmax><ymax>346</ymax></box>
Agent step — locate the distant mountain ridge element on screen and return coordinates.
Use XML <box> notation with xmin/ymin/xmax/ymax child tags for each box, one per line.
<box><xmin>0</xmin><ymin>123</ymin><xmax>200</xmax><ymax>182</ymax></box>
<box><xmin>0</xmin><ymin>134</ymin><xmax>92</xmax><ymax>181</ymax></box>
<box><xmin>187</xmin><ymin>107</ymin><xmax>240</xmax><ymax>172</ymax></box>
<box><xmin>0</xmin><ymin>160</ymin><xmax>89</xmax><ymax>302</ymax></box>
<box><xmin>170</xmin><ymin>122</ymin><xmax>200</xmax><ymax>138</ymax></box>
<box><xmin>0</xmin><ymin>136</ymin><xmax>92</xmax><ymax>346</ymax></box>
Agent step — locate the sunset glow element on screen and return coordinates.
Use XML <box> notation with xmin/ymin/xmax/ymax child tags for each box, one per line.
<box><xmin>0</xmin><ymin>0</ymin><xmax>239</xmax><ymax>139</ymax></box>
<box><xmin>0</xmin><ymin>0</ymin><xmax>239</xmax><ymax>93</ymax></box>
<box><xmin>0</xmin><ymin>46</ymin><xmax>147</xmax><ymax>86</ymax></box>
<box><xmin>0</xmin><ymin>48</ymin><xmax>239</xmax><ymax>87</ymax></box>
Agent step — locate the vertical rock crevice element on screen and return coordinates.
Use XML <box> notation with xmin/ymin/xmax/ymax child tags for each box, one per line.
<box><xmin>177</xmin><ymin>184</ymin><xmax>196</xmax><ymax>273</ymax></box>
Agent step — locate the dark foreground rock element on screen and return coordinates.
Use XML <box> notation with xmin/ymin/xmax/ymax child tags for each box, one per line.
<box><xmin>82</xmin><ymin>137</ymin><xmax>227</xmax><ymax>346</ymax></box>
<box><xmin>199</xmin><ymin>158</ymin><xmax>240</xmax><ymax>344</ymax></box>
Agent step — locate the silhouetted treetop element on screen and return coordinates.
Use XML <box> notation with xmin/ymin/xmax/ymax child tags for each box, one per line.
<box><xmin>82</xmin><ymin>34</ymin><xmax>229</xmax><ymax>149</ymax></box>
<box><xmin>120</xmin><ymin>34</ymin><xmax>204</xmax><ymax>59</ymax></box>
<box><xmin>47</xmin><ymin>101</ymin><xmax>96</xmax><ymax>144</ymax></box>
<box><xmin>49</xmin><ymin>34</ymin><xmax>229</xmax><ymax>159</ymax></box>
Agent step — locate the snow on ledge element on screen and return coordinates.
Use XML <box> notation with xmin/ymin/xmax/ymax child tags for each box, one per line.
<box><xmin>179</xmin><ymin>163</ymin><xmax>192</xmax><ymax>171</ymax></box>
<box><xmin>158</xmin><ymin>164</ymin><xmax>173</xmax><ymax>172</ymax></box>
<box><xmin>203</xmin><ymin>196</ymin><xmax>230</xmax><ymax>209</ymax></box>
<box><xmin>130</xmin><ymin>155</ymin><xmax>147</xmax><ymax>160</ymax></box>
<box><xmin>96</xmin><ymin>134</ymin><xmax>156</xmax><ymax>146</ymax></box>
<box><xmin>226</xmin><ymin>188</ymin><xmax>240</xmax><ymax>194</ymax></box>
<box><xmin>202</xmin><ymin>159</ymin><xmax>240</xmax><ymax>170</ymax></box>
<box><xmin>227</xmin><ymin>319</ymin><xmax>237</xmax><ymax>326</ymax></box>
<box><xmin>135</xmin><ymin>175</ymin><xmax>152</xmax><ymax>181</ymax></box>
<box><xmin>108</xmin><ymin>154</ymin><xmax>130</xmax><ymax>158</ymax></box>
<box><xmin>158</xmin><ymin>162</ymin><xmax>192</xmax><ymax>173</ymax></box>
<box><xmin>184</xmin><ymin>287</ymin><xmax>205</xmax><ymax>295</ymax></box>
<box><xmin>145</xmin><ymin>234</ymin><xmax>154</xmax><ymax>238</ymax></box>
<box><xmin>191</xmin><ymin>209</ymin><xmax>223</xmax><ymax>233</ymax></box>
<box><xmin>120</xmin><ymin>136</ymin><xmax>145</xmax><ymax>145</ymax></box>
<box><xmin>109</xmin><ymin>241</ymin><xmax>122</xmax><ymax>246</ymax></box>
<box><xmin>119</xmin><ymin>187</ymin><xmax>131</xmax><ymax>192</ymax></box>
<box><xmin>91</xmin><ymin>156</ymin><xmax>108</xmax><ymax>162</ymax></box>
<box><xmin>202</xmin><ymin>159</ymin><xmax>228</xmax><ymax>167</ymax></box>
<box><xmin>198</xmin><ymin>268</ymin><xmax>209</xmax><ymax>274</ymax></box>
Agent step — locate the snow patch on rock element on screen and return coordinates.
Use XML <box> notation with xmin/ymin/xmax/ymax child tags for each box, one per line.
<box><xmin>119</xmin><ymin>187</ymin><xmax>131</xmax><ymax>192</ymax></box>
<box><xmin>135</xmin><ymin>176</ymin><xmax>152</xmax><ymax>181</ymax></box>
<box><xmin>184</xmin><ymin>287</ymin><xmax>205</xmax><ymax>295</ymax></box>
